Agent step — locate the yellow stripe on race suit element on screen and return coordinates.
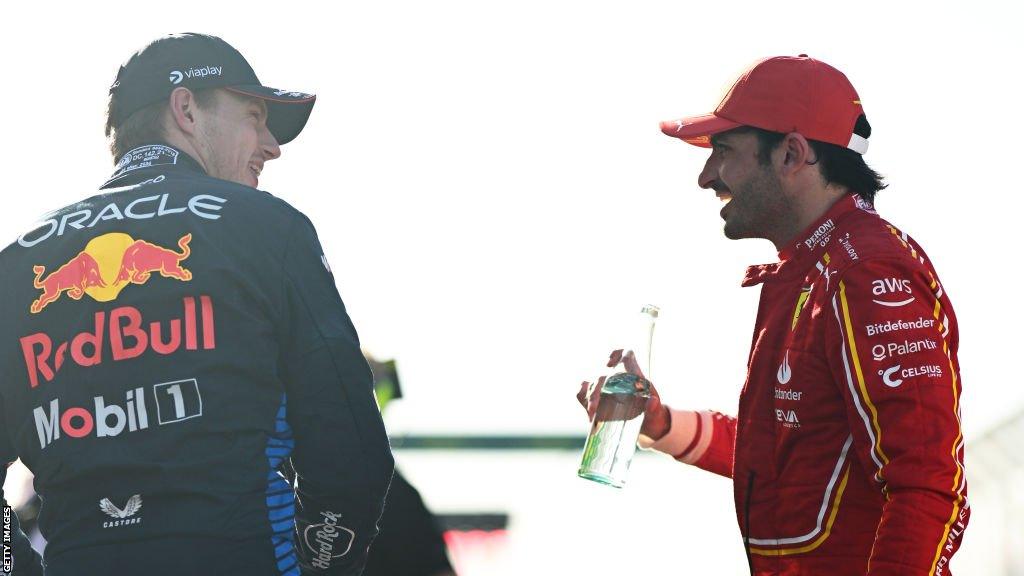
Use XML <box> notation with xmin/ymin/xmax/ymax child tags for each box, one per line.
<box><xmin>838</xmin><ymin>281</ymin><xmax>889</xmax><ymax>472</ymax></box>
<box><xmin>876</xmin><ymin>227</ymin><xmax>967</xmax><ymax>572</ymax></box>
<box><xmin>791</xmin><ymin>288</ymin><xmax>812</xmax><ymax>331</ymax></box>
<box><xmin>749</xmin><ymin>466</ymin><xmax>851</xmax><ymax>556</ymax></box>
<box><xmin>927</xmin><ymin>301</ymin><xmax>967</xmax><ymax>573</ymax></box>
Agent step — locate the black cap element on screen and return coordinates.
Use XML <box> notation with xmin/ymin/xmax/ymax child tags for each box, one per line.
<box><xmin>109</xmin><ymin>33</ymin><xmax>315</xmax><ymax>145</ymax></box>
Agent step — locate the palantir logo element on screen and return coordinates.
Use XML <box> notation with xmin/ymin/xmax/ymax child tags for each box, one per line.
<box><xmin>169</xmin><ymin>70</ymin><xmax>184</xmax><ymax>85</ymax></box>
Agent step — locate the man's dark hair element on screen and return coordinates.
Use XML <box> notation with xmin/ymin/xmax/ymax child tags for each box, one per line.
<box><xmin>104</xmin><ymin>88</ymin><xmax>219</xmax><ymax>163</ymax></box>
<box><xmin>736</xmin><ymin>121</ymin><xmax>887</xmax><ymax>204</ymax></box>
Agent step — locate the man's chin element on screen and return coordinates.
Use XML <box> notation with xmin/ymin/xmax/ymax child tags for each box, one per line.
<box><xmin>722</xmin><ymin>220</ymin><xmax>746</xmax><ymax>240</ymax></box>
<box><xmin>235</xmin><ymin>173</ymin><xmax>259</xmax><ymax>188</ymax></box>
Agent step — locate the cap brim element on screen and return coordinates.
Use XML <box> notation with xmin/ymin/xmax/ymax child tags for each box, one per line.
<box><xmin>659</xmin><ymin>113</ymin><xmax>742</xmax><ymax>148</ymax></box>
<box><xmin>227</xmin><ymin>85</ymin><xmax>316</xmax><ymax>145</ymax></box>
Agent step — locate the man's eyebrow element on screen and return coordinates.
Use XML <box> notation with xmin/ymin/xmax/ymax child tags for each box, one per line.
<box><xmin>710</xmin><ymin>134</ymin><xmax>729</xmax><ymax>148</ymax></box>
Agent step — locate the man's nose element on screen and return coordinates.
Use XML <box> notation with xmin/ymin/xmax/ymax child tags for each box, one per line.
<box><xmin>697</xmin><ymin>154</ymin><xmax>717</xmax><ymax>189</ymax></box>
<box><xmin>260</xmin><ymin>126</ymin><xmax>282</xmax><ymax>161</ymax></box>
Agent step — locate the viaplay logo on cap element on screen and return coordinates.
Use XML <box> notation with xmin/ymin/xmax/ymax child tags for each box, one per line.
<box><xmin>168</xmin><ymin>65</ymin><xmax>224</xmax><ymax>85</ymax></box>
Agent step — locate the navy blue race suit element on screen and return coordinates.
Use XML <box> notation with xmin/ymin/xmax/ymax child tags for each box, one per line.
<box><xmin>1</xmin><ymin>144</ymin><xmax>394</xmax><ymax>575</ymax></box>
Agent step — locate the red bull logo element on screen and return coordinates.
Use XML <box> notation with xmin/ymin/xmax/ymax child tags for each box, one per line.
<box><xmin>20</xmin><ymin>296</ymin><xmax>216</xmax><ymax>389</ymax></box>
<box><xmin>31</xmin><ymin>233</ymin><xmax>192</xmax><ymax>314</ymax></box>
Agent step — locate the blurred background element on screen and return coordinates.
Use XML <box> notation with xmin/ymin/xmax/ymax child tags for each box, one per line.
<box><xmin>2</xmin><ymin>0</ymin><xmax>1022</xmax><ymax>573</ymax></box>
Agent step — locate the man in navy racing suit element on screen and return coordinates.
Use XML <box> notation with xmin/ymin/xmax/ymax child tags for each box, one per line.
<box><xmin>1</xmin><ymin>33</ymin><xmax>394</xmax><ymax>575</ymax></box>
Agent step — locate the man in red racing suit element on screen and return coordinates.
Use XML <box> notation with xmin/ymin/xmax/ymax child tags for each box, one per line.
<box><xmin>641</xmin><ymin>194</ymin><xmax>968</xmax><ymax>574</ymax></box>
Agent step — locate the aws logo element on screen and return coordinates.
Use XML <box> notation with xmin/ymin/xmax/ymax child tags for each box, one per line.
<box><xmin>31</xmin><ymin>233</ymin><xmax>193</xmax><ymax>314</ymax></box>
<box><xmin>871</xmin><ymin>277</ymin><xmax>914</xmax><ymax>307</ymax></box>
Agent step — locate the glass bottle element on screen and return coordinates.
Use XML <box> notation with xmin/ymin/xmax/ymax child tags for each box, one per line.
<box><xmin>578</xmin><ymin>304</ymin><xmax>659</xmax><ymax>488</ymax></box>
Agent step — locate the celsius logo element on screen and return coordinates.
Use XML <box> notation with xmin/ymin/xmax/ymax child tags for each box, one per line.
<box><xmin>878</xmin><ymin>364</ymin><xmax>943</xmax><ymax>388</ymax></box>
<box><xmin>871</xmin><ymin>277</ymin><xmax>914</xmax><ymax>307</ymax></box>
<box><xmin>879</xmin><ymin>365</ymin><xmax>903</xmax><ymax>387</ymax></box>
<box><xmin>776</xmin><ymin>351</ymin><xmax>792</xmax><ymax>385</ymax></box>
<box><xmin>30</xmin><ymin>233</ymin><xmax>192</xmax><ymax>313</ymax></box>
<box><xmin>169</xmin><ymin>70</ymin><xmax>184</xmax><ymax>84</ymax></box>
<box><xmin>100</xmin><ymin>494</ymin><xmax>143</xmax><ymax>528</ymax></box>
<box><xmin>304</xmin><ymin>511</ymin><xmax>355</xmax><ymax>570</ymax></box>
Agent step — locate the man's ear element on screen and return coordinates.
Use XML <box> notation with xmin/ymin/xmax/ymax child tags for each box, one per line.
<box><xmin>167</xmin><ymin>87</ymin><xmax>199</xmax><ymax>136</ymax></box>
<box><xmin>778</xmin><ymin>132</ymin><xmax>813</xmax><ymax>177</ymax></box>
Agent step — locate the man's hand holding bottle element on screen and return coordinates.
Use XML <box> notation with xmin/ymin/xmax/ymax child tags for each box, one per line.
<box><xmin>576</xmin><ymin>349</ymin><xmax>671</xmax><ymax>442</ymax></box>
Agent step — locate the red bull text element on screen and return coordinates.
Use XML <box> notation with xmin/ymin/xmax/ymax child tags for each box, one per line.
<box><xmin>20</xmin><ymin>296</ymin><xmax>216</xmax><ymax>389</ymax></box>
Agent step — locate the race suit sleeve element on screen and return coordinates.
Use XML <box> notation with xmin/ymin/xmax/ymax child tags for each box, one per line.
<box><xmin>639</xmin><ymin>408</ymin><xmax>737</xmax><ymax>478</ymax></box>
<box><xmin>1</xmin><ymin>403</ymin><xmax>43</xmax><ymax>576</ymax></box>
<box><xmin>826</xmin><ymin>257</ymin><xmax>968</xmax><ymax>576</ymax></box>
<box><xmin>278</xmin><ymin>214</ymin><xmax>395</xmax><ymax>575</ymax></box>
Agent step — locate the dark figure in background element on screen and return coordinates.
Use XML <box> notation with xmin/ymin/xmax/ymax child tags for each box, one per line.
<box><xmin>363</xmin><ymin>357</ymin><xmax>456</xmax><ymax>576</ymax></box>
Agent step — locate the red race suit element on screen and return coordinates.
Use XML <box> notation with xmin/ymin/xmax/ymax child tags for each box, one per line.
<box><xmin>646</xmin><ymin>194</ymin><xmax>968</xmax><ymax>575</ymax></box>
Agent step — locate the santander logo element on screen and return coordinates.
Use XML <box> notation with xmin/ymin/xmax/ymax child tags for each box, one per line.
<box><xmin>777</xmin><ymin>351</ymin><xmax>792</xmax><ymax>385</ymax></box>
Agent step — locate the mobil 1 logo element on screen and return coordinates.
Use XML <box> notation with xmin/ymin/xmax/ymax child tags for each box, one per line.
<box><xmin>153</xmin><ymin>378</ymin><xmax>203</xmax><ymax>424</ymax></box>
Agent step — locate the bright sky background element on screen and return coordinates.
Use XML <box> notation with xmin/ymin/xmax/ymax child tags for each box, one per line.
<box><xmin>2</xmin><ymin>2</ymin><xmax>1019</xmax><ymax>438</ymax></box>
<box><xmin>3</xmin><ymin>1</ymin><xmax>1020</xmax><ymax>573</ymax></box>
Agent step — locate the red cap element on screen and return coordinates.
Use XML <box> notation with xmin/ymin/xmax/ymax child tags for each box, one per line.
<box><xmin>660</xmin><ymin>55</ymin><xmax>869</xmax><ymax>154</ymax></box>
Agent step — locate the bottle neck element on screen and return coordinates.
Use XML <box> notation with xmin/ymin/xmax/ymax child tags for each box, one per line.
<box><xmin>634</xmin><ymin>307</ymin><xmax>658</xmax><ymax>379</ymax></box>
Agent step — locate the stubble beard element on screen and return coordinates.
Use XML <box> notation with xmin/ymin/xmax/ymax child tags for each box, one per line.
<box><xmin>722</xmin><ymin>165</ymin><xmax>792</xmax><ymax>243</ymax></box>
<box><xmin>196</xmin><ymin>127</ymin><xmax>233</xmax><ymax>184</ymax></box>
